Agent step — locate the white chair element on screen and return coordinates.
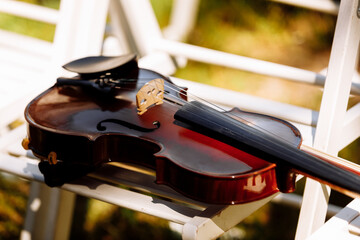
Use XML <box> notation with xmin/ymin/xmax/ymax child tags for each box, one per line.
<box><xmin>0</xmin><ymin>0</ymin><xmax>359</xmax><ymax>239</ymax></box>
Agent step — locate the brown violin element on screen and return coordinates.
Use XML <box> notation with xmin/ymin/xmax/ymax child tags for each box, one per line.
<box><xmin>23</xmin><ymin>54</ymin><xmax>360</xmax><ymax>204</ymax></box>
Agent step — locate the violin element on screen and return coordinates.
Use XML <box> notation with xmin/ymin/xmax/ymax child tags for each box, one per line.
<box><xmin>23</xmin><ymin>54</ymin><xmax>360</xmax><ymax>204</ymax></box>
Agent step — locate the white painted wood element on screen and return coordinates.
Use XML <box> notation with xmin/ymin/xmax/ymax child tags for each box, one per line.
<box><xmin>50</xmin><ymin>0</ymin><xmax>110</xmax><ymax>78</ymax></box>
<box><xmin>116</xmin><ymin>0</ymin><xmax>176</xmax><ymax>74</ymax></box>
<box><xmin>138</xmin><ymin>52</ymin><xmax>178</xmax><ymax>76</ymax></box>
<box><xmin>349</xmin><ymin>216</ymin><xmax>360</xmax><ymax>236</ymax></box>
<box><xmin>0</xmin><ymin>0</ymin><xmax>59</xmax><ymax>24</ymax></box>
<box><xmin>0</xmin><ymin>30</ymin><xmax>53</xmax><ymax>128</ymax></box>
<box><xmin>340</xmin><ymin>103</ymin><xmax>360</xmax><ymax>150</ymax></box>
<box><xmin>296</xmin><ymin>0</ymin><xmax>360</xmax><ymax>238</ymax></box>
<box><xmin>163</xmin><ymin>0</ymin><xmax>200</xmax><ymax>41</ymax></box>
<box><xmin>272</xmin><ymin>193</ymin><xmax>342</xmax><ymax>217</ymax></box>
<box><xmin>106</xmin><ymin>0</ymin><xmax>134</xmax><ymax>54</ymax></box>
<box><xmin>308</xmin><ymin>199</ymin><xmax>360</xmax><ymax>240</ymax></box>
<box><xmin>116</xmin><ymin>0</ymin><xmax>164</xmax><ymax>56</ymax></box>
<box><xmin>313</xmin><ymin>0</ymin><xmax>360</xmax><ymax>154</ymax></box>
<box><xmin>156</xmin><ymin>39</ymin><xmax>325</xmax><ymax>84</ymax></box>
<box><xmin>270</xmin><ymin>0</ymin><xmax>339</xmax><ymax>14</ymax></box>
<box><xmin>154</xmin><ymin>39</ymin><xmax>360</xmax><ymax>96</ymax></box>
<box><xmin>296</xmin><ymin>179</ymin><xmax>331</xmax><ymax>239</ymax></box>
<box><xmin>182</xmin><ymin>195</ymin><xmax>277</xmax><ymax>240</ymax></box>
<box><xmin>0</xmin><ymin>29</ymin><xmax>53</xmax><ymax>58</ymax></box>
<box><xmin>171</xmin><ymin>77</ymin><xmax>319</xmax><ymax>127</ymax></box>
<box><xmin>90</xmin><ymin>164</ymin><xmax>209</xmax><ymax>208</ymax></box>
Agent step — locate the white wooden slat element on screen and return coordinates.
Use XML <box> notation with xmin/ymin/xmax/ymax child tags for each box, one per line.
<box><xmin>50</xmin><ymin>0</ymin><xmax>110</xmax><ymax>78</ymax></box>
<box><xmin>156</xmin><ymin>39</ymin><xmax>325</xmax><ymax>84</ymax></box>
<box><xmin>0</xmin><ymin>90</ymin><xmax>37</xmax><ymax>125</ymax></box>
<box><xmin>272</xmin><ymin>193</ymin><xmax>342</xmax><ymax>217</ymax></box>
<box><xmin>118</xmin><ymin>0</ymin><xmax>163</xmax><ymax>56</ymax></box>
<box><xmin>0</xmin><ymin>0</ymin><xmax>59</xmax><ymax>24</ymax></box>
<box><xmin>163</xmin><ymin>0</ymin><xmax>200</xmax><ymax>41</ymax></box>
<box><xmin>65</xmin><ymin>177</ymin><xmax>202</xmax><ymax>225</ymax></box>
<box><xmin>0</xmin><ymin>31</ymin><xmax>54</xmax><ymax>117</ymax></box>
<box><xmin>182</xmin><ymin>194</ymin><xmax>277</xmax><ymax>240</ymax></box>
<box><xmin>0</xmin><ymin>76</ymin><xmax>50</xmax><ymax>128</ymax></box>
<box><xmin>0</xmin><ymin>29</ymin><xmax>53</xmax><ymax>57</ymax></box>
<box><xmin>270</xmin><ymin>0</ymin><xmax>339</xmax><ymax>15</ymax></box>
<box><xmin>106</xmin><ymin>0</ymin><xmax>134</xmax><ymax>54</ymax></box>
<box><xmin>90</xmin><ymin>164</ymin><xmax>209</xmax><ymax>208</ymax></box>
<box><xmin>0</xmin><ymin>124</ymin><xmax>26</xmax><ymax>150</ymax></box>
<box><xmin>0</xmin><ymin>29</ymin><xmax>53</xmax><ymax>58</ymax></box>
<box><xmin>155</xmin><ymin>40</ymin><xmax>360</xmax><ymax>96</ymax></box>
<box><xmin>308</xmin><ymin>199</ymin><xmax>360</xmax><ymax>240</ymax></box>
<box><xmin>170</xmin><ymin>77</ymin><xmax>317</xmax><ymax>145</ymax></box>
<box><xmin>0</xmin><ymin>62</ymin><xmax>47</xmax><ymax>84</ymax></box>
<box><xmin>313</xmin><ymin>1</ymin><xmax>360</xmax><ymax>154</ymax></box>
<box><xmin>114</xmin><ymin>0</ymin><xmax>177</xmax><ymax>74</ymax></box>
<box><xmin>292</xmin><ymin>122</ymin><xmax>315</xmax><ymax>146</ymax></box>
<box><xmin>0</xmin><ymin>49</ymin><xmax>51</xmax><ymax>75</ymax></box>
<box><xmin>349</xmin><ymin>216</ymin><xmax>360</xmax><ymax>236</ymax></box>
<box><xmin>138</xmin><ymin>52</ymin><xmax>177</xmax><ymax>75</ymax></box>
<box><xmin>171</xmin><ymin>77</ymin><xmax>319</xmax><ymax>127</ymax></box>
<box><xmin>0</xmin><ymin>153</ymin><xmax>43</xmax><ymax>180</ymax></box>
<box><xmin>339</xmin><ymin>103</ymin><xmax>360</xmax><ymax>150</ymax></box>
<box><xmin>0</xmin><ymin>31</ymin><xmax>53</xmax><ymax>87</ymax></box>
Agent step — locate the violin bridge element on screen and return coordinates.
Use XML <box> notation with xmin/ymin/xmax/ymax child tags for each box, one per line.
<box><xmin>136</xmin><ymin>78</ymin><xmax>165</xmax><ymax>115</ymax></box>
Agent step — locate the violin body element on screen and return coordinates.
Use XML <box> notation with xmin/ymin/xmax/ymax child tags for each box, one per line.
<box><xmin>24</xmin><ymin>54</ymin><xmax>360</xmax><ymax>204</ymax></box>
<box><xmin>24</xmin><ymin>55</ymin><xmax>301</xmax><ymax>204</ymax></box>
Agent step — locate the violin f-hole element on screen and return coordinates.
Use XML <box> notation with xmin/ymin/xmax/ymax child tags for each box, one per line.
<box><xmin>96</xmin><ymin>119</ymin><xmax>160</xmax><ymax>132</ymax></box>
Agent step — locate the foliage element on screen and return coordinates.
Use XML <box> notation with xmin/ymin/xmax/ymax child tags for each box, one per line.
<box><xmin>0</xmin><ymin>175</ymin><xmax>29</xmax><ymax>240</ymax></box>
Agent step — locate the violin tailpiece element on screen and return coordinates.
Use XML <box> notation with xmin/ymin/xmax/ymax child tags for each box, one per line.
<box><xmin>136</xmin><ymin>78</ymin><xmax>164</xmax><ymax>115</ymax></box>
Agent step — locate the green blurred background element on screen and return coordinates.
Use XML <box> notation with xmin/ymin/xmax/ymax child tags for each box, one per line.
<box><xmin>0</xmin><ymin>0</ymin><xmax>359</xmax><ymax>239</ymax></box>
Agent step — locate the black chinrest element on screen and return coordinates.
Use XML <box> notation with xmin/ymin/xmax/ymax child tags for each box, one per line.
<box><xmin>63</xmin><ymin>54</ymin><xmax>138</xmax><ymax>79</ymax></box>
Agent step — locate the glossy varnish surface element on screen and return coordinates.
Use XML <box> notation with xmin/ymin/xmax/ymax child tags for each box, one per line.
<box><xmin>25</xmin><ymin>69</ymin><xmax>295</xmax><ymax>204</ymax></box>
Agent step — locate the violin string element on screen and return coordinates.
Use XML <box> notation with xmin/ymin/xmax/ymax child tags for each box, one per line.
<box><xmin>117</xmin><ymin>77</ymin><xmax>294</xmax><ymax>143</ymax></box>
<box><xmin>162</xmin><ymin>81</ymin><xmax>293</xmax><ymax>143</ymax></box>
<box><xmin>134</xmin><ymin>77</ymin><xmax>295</xmax><ymax>144</ymax></box>
<box><xmin>71</xmin><ymin>77</ymin><xmax>295</xmax><ymax>144</ymax></box>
